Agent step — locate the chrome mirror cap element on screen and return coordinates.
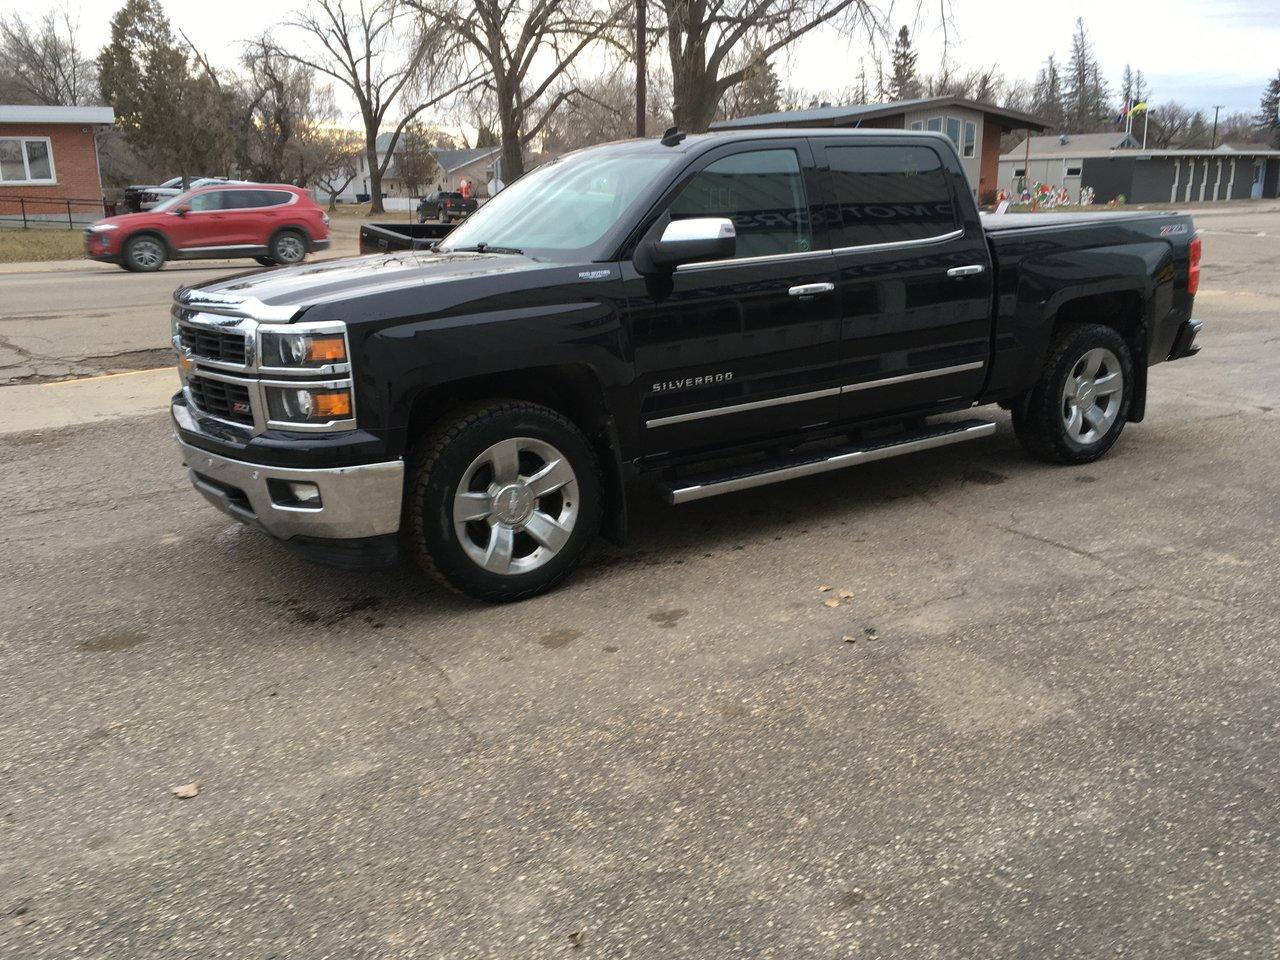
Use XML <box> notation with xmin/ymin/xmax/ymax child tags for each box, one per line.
<box><xmin>660</xmin><ymin>217</ymin><xmax>736</xmax><ymax>243</ymax></box>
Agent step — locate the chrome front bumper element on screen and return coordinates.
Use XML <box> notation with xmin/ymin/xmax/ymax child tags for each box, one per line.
<box><xmin>173</xmin><ymin>429</ymin><xmax>404</xmax><ymax>541</ymax></box>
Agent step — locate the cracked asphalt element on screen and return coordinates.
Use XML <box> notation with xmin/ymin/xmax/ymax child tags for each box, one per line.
<box><xmin>1</xmin><ymin>209</ymin><xmax>1279</xmax><ymax>958</ymax></box>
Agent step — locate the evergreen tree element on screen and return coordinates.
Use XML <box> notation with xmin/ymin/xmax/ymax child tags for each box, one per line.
<box><xmin>732</xmin><ymin>46</ymin><xmax>782</xmax><ymax>117</ymax></box>
<box><xmin>1032</xmin><ymin>54</ymin><xmax>1064</xmax><ymax>132</ymax></box>
<box><xmin>888</xmin><ymin>26</ymin><xmax>920</xmax><ymax>101</ymax></box>
<box><xmin>1256</xmin><ymin>70</ymin><xmax>1280</xmax><ymax>148</ymax></box>
<box><xmin>1064</xmin><ymin>18</ymin><xmax>1109</xmax><ymax>131</ymax></box>
<box><xmin>98</xmin><ymin>0</ymin><xmax>233</xmax><ymax>179</ymax></box>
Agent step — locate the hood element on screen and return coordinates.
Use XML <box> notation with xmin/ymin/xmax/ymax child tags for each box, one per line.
<box><xmin>90</xmin><ymin>210</ymin><xmax>168</xmax><ymax>231</ymax></box>
<box><xmin>176</xmin><ymin>249</ymin><xmax>548</xmax><ymax>319</ymax></box>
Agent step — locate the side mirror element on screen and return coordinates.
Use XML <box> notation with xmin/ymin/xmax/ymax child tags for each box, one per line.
<box><xmin>173</xmin><ymin>204</ymin><xmax>190</xmax><ymax>217</ymax></box>
<box><xmin>635</xmin><ymin>217</ymin><xmax>736</xmax><ymax>274</ymax></box>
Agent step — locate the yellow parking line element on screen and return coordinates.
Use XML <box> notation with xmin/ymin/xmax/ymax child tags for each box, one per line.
<box><xmin>41</xmin><ymin>367</ymin><xmax>172</xmax><ymax>387</ymax></box>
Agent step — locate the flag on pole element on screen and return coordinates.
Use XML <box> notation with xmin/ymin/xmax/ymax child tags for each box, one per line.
<box><xmin>1115</xmin><ymin>100</ymin><xmax>1131</xmax><ymax>124</ymax></box>
<box><xmin>1131</xmin><ymin>101</ymin><xmax>1148</xmax><ymax>114</ymax></box>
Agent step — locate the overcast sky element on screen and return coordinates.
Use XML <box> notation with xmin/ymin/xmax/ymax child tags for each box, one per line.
<box><xmin>6</xmin><ymin>0</ymin><xmax>1276</xmax><ymax>121</ymax></box>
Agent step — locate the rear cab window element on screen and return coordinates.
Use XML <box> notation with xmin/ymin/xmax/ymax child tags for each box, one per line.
<box><xmin>822</xmin><ymin>144</ymin><xmax>959</xmax><ymax>248</ymax></box>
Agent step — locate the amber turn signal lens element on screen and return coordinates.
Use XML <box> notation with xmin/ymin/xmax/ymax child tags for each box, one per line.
<box><xmin>306</xmin><ymin>335</ymin><xmax>347</xmax><ymax>363</ymax></box>
<box><xmin>313</xmin><ymin>390</ymin><xmax>352</xmax><ymax>418</ymax></box>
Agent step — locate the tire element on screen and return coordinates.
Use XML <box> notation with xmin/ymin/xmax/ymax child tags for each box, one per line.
<box><xmin>406</xmin><ymin>400</ymin><xmax>602</xmax><ymax>602</ymax></box>
<box><xmin>122</xmin><ymin>234</ymin><xmax>166</xmax><ymax>272</ymax></box>
<box><xmin>1013</xmin><ymin>323</ymin><xmax>1134</xmax><ymax>464</ymax></box>
<box><xmin>268</xmin><ymin>230</ymin><xmax>308</xmax><ymax>266</ymax></box>
<box><xmin>254</xmin><ymin>256</ymin><xmax>277</xmax><ymax>267</ymax></box>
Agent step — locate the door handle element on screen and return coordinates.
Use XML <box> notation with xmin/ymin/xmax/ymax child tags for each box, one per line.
<box><xmin>788</xmin><ymin>282</ymin><xmax>835</xmax><ymax>297</ymax></box>
<box><xmin>946</xmin><ymin>264</ymin><xmax>985</xmax><ymax>278</ymax></box>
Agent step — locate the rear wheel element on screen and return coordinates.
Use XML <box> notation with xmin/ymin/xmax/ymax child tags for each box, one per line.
<box><xmin>123</xmin><ymin>234</ymin><xmax>166</xmax><ymax>272</ymax></box>
<box><xmin>254</xmin><ymin>256</ymin><xmax>277</xmax><ymax>266</ymax></box>
<box><xmin>1013</xmin><ymin>323</ymin><xmax>1133</xmax><ymax>464</ymax></box>
<box><xmin>268</xmin><ymin>230</ymin><xmax>307</xmax><ymax>266</ymax></box>
<box><xmin>406</xmin><ymin>401</ymin><xmax>602</xmax><ymax>602</ymax></box>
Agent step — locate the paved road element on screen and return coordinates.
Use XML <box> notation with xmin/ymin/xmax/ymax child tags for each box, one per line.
<box><xmin>0</xmin><ymin>214</ymin><xmax>366</xmax><ymax>384</ymax></box>
<box><xmin>1</xmin><ymin>210</ymin><xmax>1278</xmax><ymax>958</ymax></box>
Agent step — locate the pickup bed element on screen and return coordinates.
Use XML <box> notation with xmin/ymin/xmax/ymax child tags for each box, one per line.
<box><xmin>170</xmin><ymin>128</ymin><xmax>1202</xmax><ymax>601</ymax></box>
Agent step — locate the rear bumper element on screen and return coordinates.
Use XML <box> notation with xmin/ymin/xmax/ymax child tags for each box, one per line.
<box><xmin>173</xmin><ymin>406</ymin><xmax>404</xmax><ymax>542</ymax></box>
<box><xmin>1169</xmin><ymin>319</ymin><xmax>1203</xmax><ymax>360</ymax></box>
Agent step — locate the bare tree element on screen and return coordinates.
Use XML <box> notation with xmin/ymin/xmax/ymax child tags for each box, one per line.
<box><xmin>409</xmin><ymin>0</ymin><xmax>629</xmax><ymax>181</ymax></box>
<box><xmin>313</xmin><ymin>127</ymin><xmax>366</xmax><ymax>210</ymax></box>
<box><xmin>0</xmin><ymin>9</ymin><xmax>98</xmax><ymax>106</ymax></box>
<box><xmin>655</xmin><ymin>0</ymin><xmax>883</xmax><ymax>132</ymax></box>
<box><xmin>274</xmin><ymin>0</ymin><xmax>477</xmax><ymax>213</ymax></box>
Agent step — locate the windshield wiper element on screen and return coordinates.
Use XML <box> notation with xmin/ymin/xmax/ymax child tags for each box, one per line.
<box><xmin>448</xmin><ymin>242</ymin><xmax>524</xmax><ymax>255</ymax></box>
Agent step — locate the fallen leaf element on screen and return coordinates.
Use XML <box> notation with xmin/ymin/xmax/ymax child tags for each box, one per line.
<box><xmin>568</xmin><ymin>930</ymin><xmax>584</xmax><ymax>949</ymax></box>
<box><xmin>823</xmin><ymin>599</ymin><xmax>841</xmax><ymax>609</ymax></box>
<box><xmin>842</xmin><ymin>635</ymin><xmax>856</xmax><ymax>643</ymax></box>
<box><xmin>171</xmin><ymin>781</ymin><xmax>201</xmax><ymax>800</ymax></box>
<box><xmin>818</xmin><ymin>585</ymin><xmax>833</xmax><ymax>593</ymax></box>
<box><xmin>838</xmin><ymin>589</ymin><xmax>854</xmax><ymax>600</ymax></box>
<box><xmin>864</xmin><ymin>627</ymin><xmax>879</xmax><ymax>641</ymax></box>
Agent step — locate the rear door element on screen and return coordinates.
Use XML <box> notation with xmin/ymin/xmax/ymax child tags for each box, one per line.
<box><xmin>624</xmin><ymin>139</ymin><xmax>841</xmax><ymax>456</ymax></box>
<box><xmin>816</xmin><ymin>138</ymin><xmax>992</xmax><ymax>421</ymax></box>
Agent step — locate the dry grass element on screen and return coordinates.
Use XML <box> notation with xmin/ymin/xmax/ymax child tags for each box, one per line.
<box><xmin>0</xmin><ymin>229</ymin><xmax>85</xmax><ymax>263</ymax></box>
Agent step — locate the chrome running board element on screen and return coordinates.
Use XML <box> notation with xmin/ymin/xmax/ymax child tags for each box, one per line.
<box><xmin>661</xmin><ymin>419</ymin><xmax>996</xmax><ymax>504</ymax></box>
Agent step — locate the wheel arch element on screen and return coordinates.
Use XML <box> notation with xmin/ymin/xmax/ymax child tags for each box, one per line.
<box><xmin>1047</xmin><ymin>288</ymin><xmax>1149</xmax><ymax>422</ymax></box>
<box><xmin>404</xmin><ymin>364</ymin><xmax>628</xmax><ymax>544</ymax></box>
<box><xmin>269</xmin><ymin>223</ymin><xmax>313</xmax><ymax>251</ymax></box>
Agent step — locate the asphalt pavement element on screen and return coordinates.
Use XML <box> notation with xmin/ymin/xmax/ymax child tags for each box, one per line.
<box><xmin>1</xmin><ymin>207</ymin><xmax>1278</xmax><ymax>958</ymax></box>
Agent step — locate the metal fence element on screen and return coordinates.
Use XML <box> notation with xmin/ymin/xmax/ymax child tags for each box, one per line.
<box><xmin>0</xmin><ymin>196</ymin><xmax>116</xmax><ymax>230</ymax></box>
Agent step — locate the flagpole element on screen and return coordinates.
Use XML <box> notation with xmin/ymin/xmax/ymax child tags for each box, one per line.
<box><xmin>1143</xmin><ymin>104</ymin><xmax>1150</xmax><ymax>148</ymax></box>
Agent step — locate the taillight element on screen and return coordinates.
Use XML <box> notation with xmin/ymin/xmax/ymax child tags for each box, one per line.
<box><xmin>1188</xmin><ymin>234</ymin><xmax>1202</xmax><ymax>295</ymax></box>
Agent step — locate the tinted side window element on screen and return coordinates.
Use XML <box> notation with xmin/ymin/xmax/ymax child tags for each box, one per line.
<box><xmin>669</xmin><ymin>148</ymin><xmax>811</xmax><ymax>260</ymax></box>
<box><xmin>825</xmin><ymin>145</ymin><xmax>957</xmax><ymax>248</ymax></box>
<box><xmin>256</xmin><ymin>191</ymin><xmax>292</xmax><ymax>207</ymax></box>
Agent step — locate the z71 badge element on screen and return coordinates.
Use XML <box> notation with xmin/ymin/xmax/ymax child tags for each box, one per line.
<box><xmin>1160</xmin><ymin>224</ymin><xmax>1189</xmax><ymax>236</ymax></box>
<box><xmin>651</xmin><ymin>371</ymin><xmax>734</xmax><ymax>393</ymax></box>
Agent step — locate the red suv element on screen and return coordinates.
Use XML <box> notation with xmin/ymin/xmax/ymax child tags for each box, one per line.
<box><xmin>85</xmin><ymin>183</ymin><xmax>331</xmax><ymax>272</ymax></box>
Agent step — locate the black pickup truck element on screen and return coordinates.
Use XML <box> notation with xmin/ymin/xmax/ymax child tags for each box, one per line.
<box><xmin>170</xmin><ymin>128</ymin><xmax>1202</xmax><ymax>601</ymax></box>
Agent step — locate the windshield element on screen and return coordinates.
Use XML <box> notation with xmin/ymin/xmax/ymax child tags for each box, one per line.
<box><xmin>151</xmin><ymin>189</ymin><xmax>206</xmax><ymax>212</ymax></box>
<box><xmin>440</xmin><ymin>148</ymin><xmax>676</xmax><ymax>260</ymax></box>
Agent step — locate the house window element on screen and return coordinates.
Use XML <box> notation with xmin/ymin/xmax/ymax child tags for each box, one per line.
<box><xmin>945</xmin><ymin>117</ymin><xmax>962</xmax><ymax>149</ymax></box>
<box><xmin>962</xmin><ymin>121</ymin><xmax>977</xmax><ymax>158</ymax></box>
<box><xmin>1014</xmin><ymin>167</ymin><xmax>1026</xmax><ymax>177</ymax></box>
<box><xmin>0</xmin><ymin>137</ymin><xmax>56</xmax><ymax>185</ymax></box>
<box><xmin>926</xmin><ymin>117</ymin><xmax>943</xmax><ymax>133</ymax></box>
<box><xmin>1065</xmin><ymin>164</ymin><xmax>1082</xmax><ymax>177</ymax></box>
<box><xmin>909</xmin><ymin>120</ymin><xmax>924</xmax><ymax>131</ymax></box>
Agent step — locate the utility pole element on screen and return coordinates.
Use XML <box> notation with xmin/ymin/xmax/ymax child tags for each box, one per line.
<box><xmin>635</xmin><ymin>0</ymin><xmax>646</xmax><ymax>138</ymax></box>
<box><xmin>1211</xmin><ymin>104</ymin><xmax>1224</xmax><ymax>149</ymax></box>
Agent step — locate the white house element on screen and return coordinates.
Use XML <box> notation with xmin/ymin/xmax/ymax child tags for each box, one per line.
<box><xmin>338</xmin><ymin>134</ymin><xmax>502</xmax><ymax>202</ymax></box>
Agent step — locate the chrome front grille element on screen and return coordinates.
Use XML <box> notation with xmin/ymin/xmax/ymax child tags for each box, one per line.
<box><xmin>178</xmin><ymin>324</ymin><xmax>247</xmax><ymax>365</ymax></box>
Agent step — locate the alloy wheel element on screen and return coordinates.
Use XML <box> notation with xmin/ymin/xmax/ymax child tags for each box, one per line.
<box><xmin>452</xmin><ymin>437</ymin><xmax>579</xmax><ymax>576</ymax></box>
<box><xmin>1061</xmin><ymin>347</ymin><xmax>1123</xmax><ymax>445</ymax></box>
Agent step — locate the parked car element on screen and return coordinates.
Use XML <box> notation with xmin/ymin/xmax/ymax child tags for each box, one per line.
<box><xmin>85</xmin><ymin>183</ymin><xmax>331</xmax><ymax>272</ymax></box>
<box><xmin>169</xmin><ymin>129</ymin><xmax>1202</xmax><ymax>602</ymax></box>
<box><xmin>124</xmin><ymin>176</ymin><xmax>230</xmax><ymax>212</ymax></box>
<box><xmin>358</xmin><ymin>221</ymin><xmax>453</xmax><ymax>254</ymax></box>
<box><xmin>417</xmin><ymin>190</ymin><xmax>477</xmax><ymax>223</ymax></box>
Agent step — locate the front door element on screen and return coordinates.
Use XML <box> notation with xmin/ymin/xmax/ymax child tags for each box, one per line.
<box><xmin>815</xmin><ymin>139</ymin><xmax>992</xmax><ymax>422</ymax></box>
<box><xmin>165</xmin><ymin>189</ymin><xmax>234</xmax><ymax>250</ymax></box>
<box><xmin>624</xmin><ymin>141</ymin><xmax>841</xmax><ymax>457</ymax></box>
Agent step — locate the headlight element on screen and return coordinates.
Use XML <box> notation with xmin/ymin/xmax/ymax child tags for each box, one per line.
<box><xmin>265</xmin><ymin>386</ymin><xmax>353</xmax><ymax>424</ymax></box>
<box><xmin>89</xmin><ymin>223</ymin><xmax>119</xmax><ymax>232</ymax></box>
<box><xmin>260</xmin><ymin>331</ymin><xmax>347</xmax><ymax>368</ymax></box>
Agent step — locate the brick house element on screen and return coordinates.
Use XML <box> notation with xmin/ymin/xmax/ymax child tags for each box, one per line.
<box><xmin>0</xmin><ymin>105</ymin><xmax>116</xmax><ymax>226</ymax></box>
<box><xmin>710</xmin><ymin>96</ymin><xmax>1048</xmax><ymax>202</ymax></box>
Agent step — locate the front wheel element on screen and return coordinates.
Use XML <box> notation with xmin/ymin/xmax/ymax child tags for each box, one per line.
<box><xmin>406</xmin><ymin>401</ymin><xmax>602</xmax><ymax>602</ymax></box>
<box><xmin>1013</xmin><ymin>323</ymin><xmax>1134</xmax><ymax>464</ymax></box>
<box><xmin>123</xmin><ymin>235</ymin><xmax>166</xmax><ymax>272</ymax></box>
